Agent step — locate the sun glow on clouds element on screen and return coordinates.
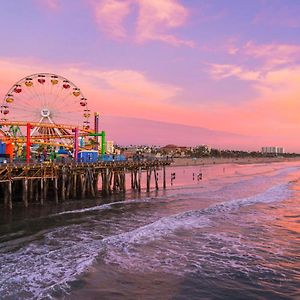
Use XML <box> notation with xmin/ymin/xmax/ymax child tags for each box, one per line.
<box><xmin>93</xmin><ymin>0</ymin><xmax>131</xmax><ymax>39</ymax></box>
<box><xmin>206</xmin><ymin>42</ymin><xmax>300</xmax><ymax>136</ymax></box>
<box><xmin>69</xmin><ymin>68</ymin><xmax>181</xmax><ymax>102</ymax></box>
<box><xmin>244</xmin><ymin>42</ymin><xmax>300</xmax><ymax>68</ymax></box>
<box><xmin>91</xmin><ymin>0</ymin><xmax>194</xmax><ymax>47</ymax></box>
<box><xmin>0</xmin><ymin>58</ymin><xmax>183</xmax><ymax>121</ymax></box>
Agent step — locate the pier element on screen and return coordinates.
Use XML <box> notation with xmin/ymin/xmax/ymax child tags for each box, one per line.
<box><xmin>0</xmin><ymin>160</ymin><xmax>171</xmax><ymax>209</ymax></box>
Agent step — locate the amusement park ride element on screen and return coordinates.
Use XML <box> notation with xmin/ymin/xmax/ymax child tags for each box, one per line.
<box><xmin>0</xmin><ymin>73</ymin><xmax>106</xmax><ymax>163</ymax></box>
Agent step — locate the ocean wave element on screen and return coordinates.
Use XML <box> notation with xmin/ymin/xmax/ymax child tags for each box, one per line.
<box><xmin>0</xmin><ymin>224</ymin><xmax>103</xmax><ymax>299</ymax></box>
<box><xmin>0</xmin><ymin>182</ymin><xmax>293</xmax><ymax>299</ymax></box>
<box><xmin>104</xmin><ymin>183</ymin><xmax>292</xmax><ymax>246</ymax></box>
<box><xmin>102</xmin><ymin>183</ymin><xmax>292</xmax><ymax>272</ymax></box>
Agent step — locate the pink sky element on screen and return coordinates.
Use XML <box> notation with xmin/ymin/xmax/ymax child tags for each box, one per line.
<box><xmin>1</xmin><ymin>0</ymin><xmax>300</xmax><ymax>151</ymax></box>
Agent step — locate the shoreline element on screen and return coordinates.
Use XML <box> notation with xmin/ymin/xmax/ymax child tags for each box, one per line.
<box><xmin>171</xmin><ymin>157</ymin><xmax>300</xmax><ymax>167</ymax></box>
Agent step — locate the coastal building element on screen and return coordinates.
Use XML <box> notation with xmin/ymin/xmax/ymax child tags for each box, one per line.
<box><xmin>261</xmin><ymin>147</ymin><xmax>285</xmax><ymax>154</ymax></box>
<box><xmin>106</xmin><ymin>140</ymin><xmax>114</xmax><ymax>154</ymax></box>
<box><xmin>160</xmin><ymin>144</ymin><xmax>189</xmax><ymax>157</ymax></box>
<box><xmin>193</xmin><ymin>145</ymin><xmax>211</xmax><ymax>154</ymax></box>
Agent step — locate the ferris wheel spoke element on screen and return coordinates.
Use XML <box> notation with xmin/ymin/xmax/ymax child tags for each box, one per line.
<box><xmin>8</xmin><ymin>89</ymin><xmax>38</xmax><ymax>109</ymax></box>
<box><xmin>23</xmin><ymin>83</ymin><xmax>45</xmax><ymax>107</ymax></box>
<box><xmin>52</xmin><ymin>114</ymin><xmax>82</xmax><ymax>123</ymax></box>
<box><xmin>9</xmin><ymin>104</ymin><xmax>40</xmax><ymax>114</ymax></box>
<box><xmin>46</xmin><ymin>82</ymin><xmax>55</xmax><ymax>107</ymax></box>
<box><xmin>21</xmin><ymin>84</ymin><xmax>39</xmax><ymax>100</ymax></box>
<box><xmin>50</xmin><ymin>102</ymin><xmax>77</xmax><ymax>114</ymax></box>
<box><xmin>50</xmin><ymin>85</ymin><xmax>65</xmax><ymax>108</ymax></box>
<box><xmin>52</xmin><ymin>90</ymin><xmax>76</xmax><ymax>109</ymax></box>
<box><xmin>50</xmin><ymin>91</ymin><xmax>68</xmax><ymax>110</ymax></box>
<box><xmin>55</xmin><ymin>109</ymin><xmax>84</xmax><ymax>114</ymax></box>
<box><xmin>42</xmin><ymin>83</ymin><xmax>47</xmax><ymax>107</ymax></box>
<box><xmin>51</xmin><ymin>100</ymin><xmax>80</xmax><ymax>112</ymax></box>
<box><xmin>53</xmin><ymin>115</ymin><xmax>83</xmax><ymax>123</ymax></box>
<box><xmin>10</xmin><ymin>100</ymin><xmax>39</xmax><ymax>111</ymax></box>
<box><xmin>11</xmin><ymin>113</ymin><xmax>40</xmax><ymax>122</ymax></box>
<box><xmin>17</xmin><ymin>95</ymin><xmax>40</xmax><ymax>109</ymax></box>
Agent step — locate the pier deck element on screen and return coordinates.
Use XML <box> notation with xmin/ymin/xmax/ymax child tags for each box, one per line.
<box><xmin>0</xmin><ymin>160</ymin><xmax>171</xmax><ymax>209</ymax></box>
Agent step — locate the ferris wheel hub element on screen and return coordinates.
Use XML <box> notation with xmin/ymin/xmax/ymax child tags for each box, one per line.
<box><xmin>41</xmin><ymin>108</ymin><xmax>50</xmax><ymax>117</ymax></box>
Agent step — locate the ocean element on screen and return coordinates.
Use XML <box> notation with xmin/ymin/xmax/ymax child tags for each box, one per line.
<box><xmin>0</xmin><ymin>162</ymin><xmax>299</xmax><ymax>299</ymax></box>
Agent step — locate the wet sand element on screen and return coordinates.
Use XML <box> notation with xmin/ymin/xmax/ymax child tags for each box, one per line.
<box><xmin>172</xmin><ymin>156</ymin><xmax>300</xmax><ymax>166</ymax></box>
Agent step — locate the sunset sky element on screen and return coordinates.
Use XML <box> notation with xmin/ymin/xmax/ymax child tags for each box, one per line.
<box><xmin>1</xmin><ymin>0</ymin><xmax>300</xmax><ymax>151</ymax></box>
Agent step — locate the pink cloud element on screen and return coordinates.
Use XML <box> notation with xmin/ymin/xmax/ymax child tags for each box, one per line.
<box><xmin>91</xmin><ymin>0</ymin><xmax>132</xmax><ymax>39</ymax></box>
<box><xmin>35</xmin><ymin>0</ymin><xmax>59</xmax><ymax>10</ymax></box>
<box><xmin>244</xmin><ymin>41</ymin><xmax>300</xmax><ymax>68</ymax></box>
<box><xmin>90</xmin><ymin>0</ymin><xmax>194</xmax><ymax>47</ymax></box>
<box><xmin>135</xmin><ymin>0</ymin><xmax>194</xmax><ymax>47</ymax></box>
<box><xmin>206</xmin><ymin>58</ymin><xmax>300</xmax><ymax>142</ymax></box>
<box><xmin>208</xmin><ymin>63</ymin><xmax>260</xmax><ymax>81</ymax></box>
<box><xmin>2</xmin><ymin>57</ymin><xmax>300</xmax><ymax>151</ymax></box>
<box><xmin>0</xmin><ymin>57</ymin><xmax>183</xmax><ymax>125</ymax></box>
<box><xmin>68</xmin><ymin>67</ymin><xmax>181</xmax><ymax>102</ymax></box>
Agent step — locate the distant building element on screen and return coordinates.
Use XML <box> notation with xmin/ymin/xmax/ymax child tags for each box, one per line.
<box><xmin>261</xmin><ymin>147</ymin><xmax>284</xmax><ymax>154</ymax></box>
<box><xmin>160</xmin><ymin>144</ymin><xmax>189</xmax><ymax>157</ymax></box>
<box><xmin>193</xmin><ymin>145</ymin><xmax>211</xmax><ymax>154</ymax></box>
<box><xmin>106</xmin><ymin>141</ymin><xmax>114</xmax><ymax>154</ymax></box>
<box><xmin>122</xmin><ymin>148</ymin><xmax>137</xmax><ymax>158</ymax></box>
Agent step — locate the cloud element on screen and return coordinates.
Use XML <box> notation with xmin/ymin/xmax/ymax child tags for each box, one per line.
<box><xmin>35</xmin><ymin>0</ymin><xmax>59</xmax><ymax>10</ymax></box>
<box><xmin>0</xmin><ymin>57</ymin><xmax>183</xmax><ymax>126</ymax></box>
<box><xmin>243</xmin><ymin>41</ymin><xmax>300</xmax><ymax>68</ymax></box>
<box><xmin>207</xmin><ymin>58</ymin><xmax>300</xmax><ymax>134</ymax></box>
<box><xmin>90</xmin><ymin>0</ymin><xmax>194</xmax><ymax>47</ymax></box>
<box><xmin>69</xmin><ymin>68</ymin><xmax>181</xmax><ymax>102</ymax></box>
<box><xmin>204</xmin><ymin>37</ymin><xmax>300</xmax><ymax>143</ymax></box>
<box><xmin>92</xmin><ymin>0</ymin><xmax>132</xmax><ymax>39</ymax></box>
<box><xmin>135</xmin><ymin>0</ymin><xmax>194</xmax><ymax>47</ymax></box>
<box><xmin>2</xmin><ymin>56</ymin><xmax>300</xmax><ymax>151</ymax></box>
<box><xmin>208</xmin><ymin>63</ymin><xmax>260</xmax><ymax>81</ymax></box>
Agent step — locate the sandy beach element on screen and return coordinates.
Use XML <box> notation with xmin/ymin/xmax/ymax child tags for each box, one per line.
<box><xmin>171</xmin><ymin>156</ymin><xmax>300</xmax><ymax>167</ymax></box>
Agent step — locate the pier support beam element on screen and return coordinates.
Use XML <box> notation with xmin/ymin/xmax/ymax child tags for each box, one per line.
<box><xmin>40</xmin><ymin>178</ymin><xmax>44</xmax><ymax>205</ymax></box>
<box><xmin>8</xmin><ymin>181</ymin><xmax>12</xmax><ymax>209</ymax></box>
<box><xmin>154</xmin><ymin>168</ymin><xmax>159</xmax><ymax>191</ymax></box>
<box><xmin>61</xmin><ymin>167</ymin><xmax>66</xmax><ymax>201</ymax></box>
<box><xmin>72</xmin><ymin>174</ymin><xmax>77</xmax><ymax>199</ymax></box>
<box><xmin>138</xmin><ymin>167</ymin><xmax>142</xmax><ymax>192</ymax></box>
<box><xmin>0</xmin><ymin>160</ymin><xmax>171</xmax><ymax>208</ymax></box>
<box><xmin>163</xmin><ymin>165</ymin><xmax>166</xmax><ymax>189</ymax></box>
<box><xmin>23</xmin><ymin>178</ymin><xmax>28</xmax><ymax>207</ymax></box>
<box><xmin>54</xmin><ymin>176</ymin><xmax>59</xmax><ymax>203</ymax></box>
<box><xmin>4</xmin><ymin>180</ymin><xmax>12</xmax><ymax>209</ymax></box>
<box><xmin>146</xmin><ymin>168</ymin><xmax>151</xmax><ymax>192</ymax></box>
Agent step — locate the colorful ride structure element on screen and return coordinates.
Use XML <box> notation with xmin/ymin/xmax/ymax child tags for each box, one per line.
<box><xmin>0</xmin><ymin>73</ymin><xmax>106</xmax><ymax>163</ymax></box>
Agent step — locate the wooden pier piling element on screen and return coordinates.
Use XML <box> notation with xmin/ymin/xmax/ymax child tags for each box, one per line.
<box><xmin>0</xmin><ymin>160</ymin><xmax>171</xmax><ymax>209</ymax></box>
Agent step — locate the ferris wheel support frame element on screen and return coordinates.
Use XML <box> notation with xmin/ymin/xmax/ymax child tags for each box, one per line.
<box><xmin>26</xmin><ymin>123</ymin><xmax>31</xmax><ymax>163</ymax></box>
<box><xmin>88</xmin><ymin>131</ymin><xmax>106</xmax><ymax>155</ymax></box>
<box><xmin>74</xmin><ymin>127</ymin><xmax>79</xmax><ymax>162</ymax></box>
<box><xmin>0</xmin><ymin>120</ymin><xmax>95</xmax><ymax>163</ymax></box>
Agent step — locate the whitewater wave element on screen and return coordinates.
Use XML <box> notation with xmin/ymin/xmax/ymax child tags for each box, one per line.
<box><xmin>0</xmin><ymin>182</ymin><xmax>293</xmax><ymax>299</ymax></box>
<box><xmin>104</xmin><ymin>183</ymin><xmax>292</xmax><ymax>247</ymax></box>
<box><xmin>102</xmin><ymin>183</ymin><xmax>293</xmax><ymax>276</ymax></box>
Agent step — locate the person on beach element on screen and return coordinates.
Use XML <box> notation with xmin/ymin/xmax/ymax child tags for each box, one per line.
<box><xmin>171</xmin><ymin>172</ymin><xmax>176</xmax><ymax>185</ymax></box>
<box><xmin>197</xmin><ymin>172</ymin><xmax>202</xmax><ymax>181</ymax></box>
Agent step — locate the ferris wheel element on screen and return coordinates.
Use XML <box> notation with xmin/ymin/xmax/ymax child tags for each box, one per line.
<box><xmin>0</xmin><ymin>73</ymin><xmax>91</xmax><ymax>138</ymax></box>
